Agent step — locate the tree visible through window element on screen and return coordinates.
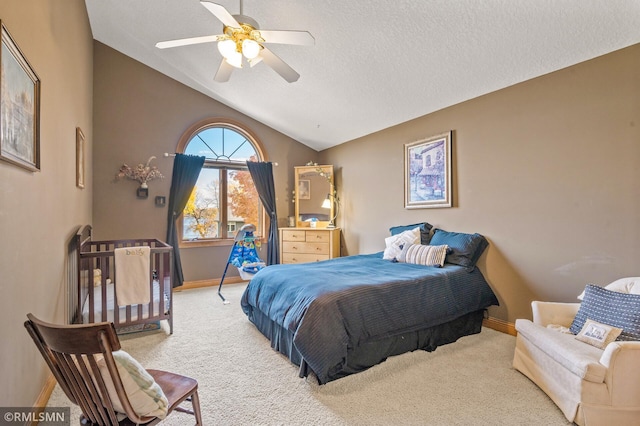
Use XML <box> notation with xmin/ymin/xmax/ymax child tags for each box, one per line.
<box><xmin>180</xmin><ymin>123</ymin><xmax>263</xmax><ymax>242</ymax></box>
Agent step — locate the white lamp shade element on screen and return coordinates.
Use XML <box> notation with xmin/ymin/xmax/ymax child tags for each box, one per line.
<box><xmin>217</xmin><ymin>39</ymin><xmax>237</xmax><ymax>59</ymax></box>
<box><xmin>225</xmin><ymin>50</ymin><xmax>243</xmax><ymax>68</ymax></box>
<box><xmin>242</xmin><ymin>39</ymin><xmax>261</xmax><ymax>60</ymax></box>
<box><xmin>321</xmin><ymin>197</ymin><xmax>332</xmax><ymax>209</ymax></box>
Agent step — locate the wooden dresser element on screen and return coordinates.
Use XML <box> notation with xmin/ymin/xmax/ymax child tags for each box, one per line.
<box><xmin>279</xmin><ymin>228</ymin><xmax>341</xmax><ymax>264</ymax></box>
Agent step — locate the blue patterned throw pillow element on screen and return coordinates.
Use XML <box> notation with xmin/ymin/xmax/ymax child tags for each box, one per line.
<box><xmin>570</xmin><ymin>284</ymin><xmax>640</xmax><ymax>341</ymax></box>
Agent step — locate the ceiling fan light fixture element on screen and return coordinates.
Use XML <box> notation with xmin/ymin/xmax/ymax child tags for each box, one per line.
<box><xmin>156</xmin><ymin>1</ymin><xmax>314</xmax><ymax>82</ymax></box>
<box><xmin>242</xmin><ymin>38</ymin><xmax>260</xmax><ymax>60</ymax></box>
<box><xmin>225</xmin><ymin>50</ymin><xmax>243</xmax><ymax>68</ymax></box>
<box><xmin>217</xmin><ymin>39</ymin><xmax>236</xmax><ymax>59</ymax></box>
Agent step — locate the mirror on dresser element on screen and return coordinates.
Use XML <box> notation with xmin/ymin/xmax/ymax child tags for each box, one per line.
<box><xmin>281</xmin><ymin>164</ymin><xmax>340</xmax><ymax>264</ymax></box>
<box><xmin>294</xmin><ymin>164</ymin><xmax>334</xmax><ymax>228</ymax></box>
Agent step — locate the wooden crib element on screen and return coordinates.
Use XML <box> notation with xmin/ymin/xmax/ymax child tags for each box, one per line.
<box><xmin>68</xmin><ymin>225</ymin><xmax>174</xmax><ymax>334</ymax></box>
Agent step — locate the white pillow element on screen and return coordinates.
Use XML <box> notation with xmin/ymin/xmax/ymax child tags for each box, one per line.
<box><xmin>382</xmin><ymin>227</ymin><xmax>421</xmax><ymax>260</ymax></box>
<box><xmin>577</xmin><ymin>277</ymin><xmax>640</xmax><ymax>301</ymax></box>
<box><xmin>96</xmin><ymin>350</ymin><xmax>169</xmax><ymax>419</ymax></box>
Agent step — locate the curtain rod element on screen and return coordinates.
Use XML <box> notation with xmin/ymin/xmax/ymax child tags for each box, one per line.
<box><xmin>163</xmin><ymin>153</ymin><xmax>277</xmax><ymax>166</ymax></box>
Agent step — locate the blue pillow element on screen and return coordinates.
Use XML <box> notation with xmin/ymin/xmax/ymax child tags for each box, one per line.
<box><xmin>389</xmin><ymin>222</ymin><xmax>433</xmax><ymax>245</ymax></box>
<box><xmin>570</xmin><ymin>284</ymin><xmax>640</xmax><ymax>341</ymax></box>
<box><xmin>428</xmin><ymin>229</ymin><xmax>488</xmax><ymax>268</ymax></box>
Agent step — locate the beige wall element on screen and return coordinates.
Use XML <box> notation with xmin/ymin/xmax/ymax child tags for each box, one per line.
<box><xmin>2</xmin><ymin>1</ymin><xmax>638</xmax><ymax>406</ymax></box>
<box><xmin>0</xmin><ymin>0</ymin><xmax>93</xmax><ymax>406</ymax></box>
<box><xmin>92</xmin><ymin>42</ymin><xmax>317</xmax><ymax>281</ymax></box>
<box><xmin>321</xmin><ymin>43</ymin><xmax>640</xmax><ymax>322</ymax></box>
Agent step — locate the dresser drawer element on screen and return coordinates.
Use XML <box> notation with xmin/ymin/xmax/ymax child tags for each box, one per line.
<box><xmin>281</xmin><ymin>229</ymin><xmax>307</xmax><ymax>242</ymax></box>
<box><xmin>304</xmin><ymin>230</ymin><xmax>330</xmax><ymax>243</ymax></box>
<box><xmin>282</xmin><ymin>241</ymin><xmax>329</xmax><ymax>255</ymax></box>
<box><xmin>282</xmin><ymin>252</ymin><xmax>330</xmax><ymax>264</ymax></box>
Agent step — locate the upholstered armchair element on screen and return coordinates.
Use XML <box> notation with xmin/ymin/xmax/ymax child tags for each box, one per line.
<box><xmin>513</xmin><ymin>279</ymin><xmax>640</xmax><ymax>426</ymax></box>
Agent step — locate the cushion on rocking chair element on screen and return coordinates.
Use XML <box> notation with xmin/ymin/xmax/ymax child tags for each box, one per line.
<box><xmin>95</xmin><ymin>350</ymin><xmax>169</xmax><ymax>419</ymax></box>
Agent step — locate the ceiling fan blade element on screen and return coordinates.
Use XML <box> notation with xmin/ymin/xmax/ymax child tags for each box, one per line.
<box><xmin>155</xmin><ymin>34</ymin><xmax>222</xmax><ymax>49</ymax></box>
<box><xmin>260</xmin><ymin>47</ymin><xmax>300</xmax><ymax>83</ymax></box>
<box><xmin>200</xmin><ymin>1</ymin><xmax>240</xmax><ymax>28</ymax></box>
<box><xmin>214</xmin><ymin>59</ymin><xmax>234</xmax><ymax>82</ymax></box>
<box><xmin>248</xmin><ymin>56</ymin><xmax>263</xmax><ymax>67</ymax></box>
<box><xmin>259</xmin><ymin>30</ymin><xmax>315</xmax><ymax>46</ymax></box>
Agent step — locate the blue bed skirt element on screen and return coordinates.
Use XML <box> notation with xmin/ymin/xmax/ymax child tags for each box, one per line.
<box><xmin>246</xmin><ymin>306</ymin><xmax>486</xmax><ymax>383</ymax></box>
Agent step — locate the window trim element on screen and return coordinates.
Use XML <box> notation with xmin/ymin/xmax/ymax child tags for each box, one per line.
<box><xmin>176</xmin><ymin>118</ymin><xmax>268</xmax><ymax>248</ymax></box>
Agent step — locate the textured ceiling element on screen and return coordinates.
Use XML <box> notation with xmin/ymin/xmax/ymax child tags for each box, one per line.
<box><xmin>85</xmin><ymin>0</ymin><xmax>640</xmax><ymax>151</ymax></box>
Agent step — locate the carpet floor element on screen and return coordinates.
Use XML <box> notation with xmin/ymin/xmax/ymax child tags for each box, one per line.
<box><xmin>48</xmin><ymin>283</ymin><xmax>571</xmax><ymax>425</ymax></box>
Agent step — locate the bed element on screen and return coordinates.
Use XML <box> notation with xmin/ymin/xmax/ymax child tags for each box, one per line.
<box><xmin>69</xmin><ymin>225</ymin><xmax>174</xmax><ymax>334</ymax></box>
<box><xmin>240</xmin><ymin>224</ymin><xmax>499</xmax><ymax>384</ymax></box>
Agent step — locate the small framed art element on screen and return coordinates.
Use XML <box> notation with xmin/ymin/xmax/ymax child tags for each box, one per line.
<box><xmin>298</xmin><ymin>179</ymin><xmax>310</xmax><ymax>200</ymax></box>
<box><xmin>76</xmin><ymin>127</ymin><xmax>85</xmax><ymax>188</ymax></box>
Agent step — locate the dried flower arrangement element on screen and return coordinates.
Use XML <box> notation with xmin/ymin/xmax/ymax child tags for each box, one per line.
<box><xmin>116</xmin><ymin>156</ymin><xmax>164</xmax><ymax>187</ymax></box>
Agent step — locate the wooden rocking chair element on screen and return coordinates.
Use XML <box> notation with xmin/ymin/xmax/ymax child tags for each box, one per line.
<box><xmin>25</xmin><ymin>313</ymin><xmax>202</xmax><ymax>425</ymax></box>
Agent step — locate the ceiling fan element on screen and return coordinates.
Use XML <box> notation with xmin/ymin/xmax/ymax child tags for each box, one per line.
<box><xmin>155</xmin><ymin>0</ymin><xmax>314</xmax><ymax>83</ymax></box>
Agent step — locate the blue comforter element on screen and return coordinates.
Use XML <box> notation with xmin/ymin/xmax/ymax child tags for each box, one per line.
<box><xmin>241</xmin><ymin>252</ymin><xmax>499</xmax><ymax>383</ymax></box>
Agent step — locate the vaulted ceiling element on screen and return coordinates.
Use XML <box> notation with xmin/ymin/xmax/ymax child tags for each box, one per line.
<box><xmin>86</xmin><ymin>0</ymin><xmax>640</xmax><ymax>151</ymax></box>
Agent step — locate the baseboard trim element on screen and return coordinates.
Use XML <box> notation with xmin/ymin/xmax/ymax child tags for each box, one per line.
<box><xmin>33</xmin><ymin>373</ymin><xmax>56</xmax><ymax>425</ymax></box>
<box><xmin>177</xmin><ymin>276</ymin><xmax>247</xmax><ymax>291</ymax></box>
<box><xmin>483</xmin><ymin>317</ymin><xmax>517</xmax><ymax>336</ymax></box>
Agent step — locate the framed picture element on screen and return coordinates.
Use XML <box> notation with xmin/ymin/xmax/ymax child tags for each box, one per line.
<box><xmin>76</xmin><ymin>127</ymin><xmax>85</xmax><ymax>189</ymax></box>
<box><xmin>404</xmin><ymin>131</ymin><xmax>452</xmax><ymax>209</ymax></box>
<box><xmin>0</xmin><ymin>22</ymin><xmax>40</xmax><ymax>172</ymax></box>
<box><xmin>298</xmin><ymin>179</ymin><xmax>310</xmax><ymax>199</ymax></box>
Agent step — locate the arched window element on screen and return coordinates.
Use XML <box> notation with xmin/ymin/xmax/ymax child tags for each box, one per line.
<box><xmin>177</xmin><ymin>119</ymin><xmax>265</xmax><ymax>245</ymax></box>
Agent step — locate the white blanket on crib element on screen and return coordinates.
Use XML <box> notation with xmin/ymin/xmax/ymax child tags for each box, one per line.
<box><xmin>114</xmin><ymin>246</ymin><xmax>150</xmax><ymax>305</ymax></box>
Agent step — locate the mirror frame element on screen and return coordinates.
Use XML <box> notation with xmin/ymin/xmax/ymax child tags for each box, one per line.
<box><xmin>294</xmin><ymin>164</ymin><xmax>334</xmax><ymax>228</ymax></box>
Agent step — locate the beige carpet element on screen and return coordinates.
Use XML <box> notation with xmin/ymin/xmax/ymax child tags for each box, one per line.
<box><xmin>48</xmin><ymin>283</ymin><xmax>571</xmax><ymax>425</ymax></box>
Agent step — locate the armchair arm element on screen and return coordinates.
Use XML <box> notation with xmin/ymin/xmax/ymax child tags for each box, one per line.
<box><xmin>531</xmin><ymin>301</ymin><xmax>580</xmax><ymax>327</ymax></box>
<box><xmin>600</xmin><ymin>341</ymin><xmax>640</xmax><ymax>406</ymax></box>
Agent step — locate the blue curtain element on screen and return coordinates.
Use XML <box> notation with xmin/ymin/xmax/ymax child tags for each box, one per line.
<box><xmin>166</xmin><ymin>154</ymin><xmax>205</xmax><ymax>287</ymax></box>
<box><xmin>246</xmin><ymin>161</ymin><xmax>279</xmax><ymax>265</ymax></box>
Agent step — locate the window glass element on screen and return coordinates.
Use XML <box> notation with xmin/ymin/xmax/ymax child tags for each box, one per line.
<box><xmin>180</xmin><ymin>124</ymin><xmax>263</xmax><ymax>243</ymax></box>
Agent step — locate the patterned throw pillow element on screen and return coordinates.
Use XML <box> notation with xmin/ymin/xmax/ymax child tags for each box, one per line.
<box><xmin>577</xmin><ymin>277</ymin><xmax>640</xmax><ymax>300</ymax></box>
<box><xmin>397</xmin><ymin>244</ymin><xmax>448</xmax><ymax>267</ymax></box>
<box><xmin>570</xmin><ymin>284</ymin><xmax>640</xmax><ymax>341</ymax></box>
<box><xmin>382</xmin><ymin>227</ymin><xmax>421</xmax><ymax>260</ymax></box>
<box><xmin>575</xmin><ymin>319</ymin><xmax>622</xmax><ymax>349</ymax></box>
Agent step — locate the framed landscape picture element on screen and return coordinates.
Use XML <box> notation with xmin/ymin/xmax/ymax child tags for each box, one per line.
<box><xmin>404</xmin><ymin>131</ymin><xmax>452</xmax><ymax>209</ymax></box>
<box><xmin>0</xmin><ymin>22</ymin><xmax>41</xmax><ymax>172</ymax></box>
